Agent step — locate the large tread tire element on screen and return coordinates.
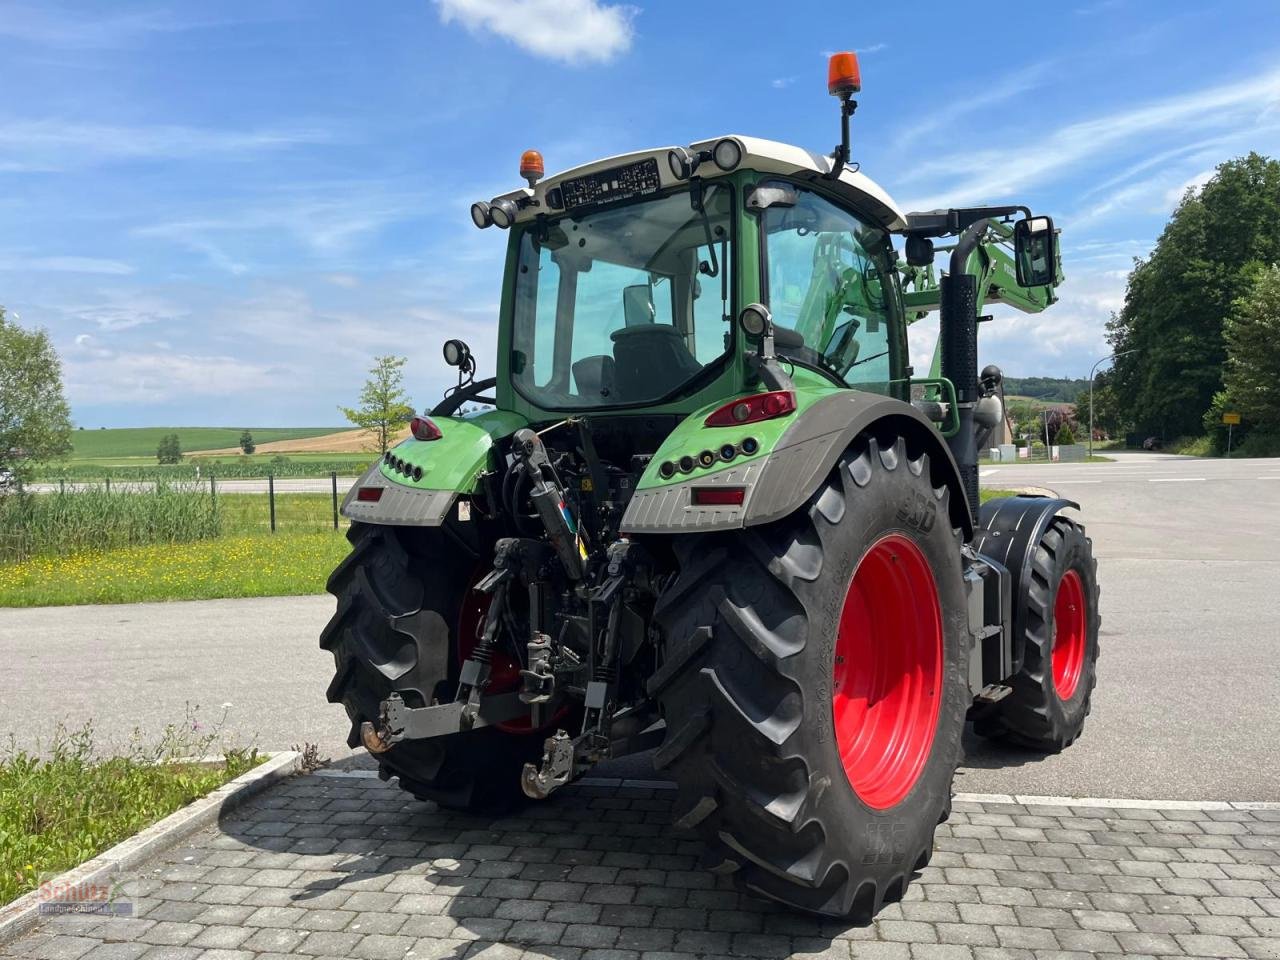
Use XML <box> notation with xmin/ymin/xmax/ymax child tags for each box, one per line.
<box><xmin>652</xmin><ymin>433</ymin><xmax>970</xmax><ymax>919</ymax></box>
<box><xmin>977</xmin><ymin>516</ymin><xmax>1100</xmax><ymax>751</ymax></box>
<box><xmin>320</xmin><ymin>523</ymin><xmax>543</xmax><ymax>812</ymax></box>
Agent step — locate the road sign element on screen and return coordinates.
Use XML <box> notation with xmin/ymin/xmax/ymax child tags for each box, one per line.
<box><xmin>1222</xmin><ymin>412</ymin><xmax>1241</xmax><ymax>425</ymax></box>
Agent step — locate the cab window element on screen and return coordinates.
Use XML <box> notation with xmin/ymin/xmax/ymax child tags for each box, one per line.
<box><xmin>762</xmin><ymin>185</ymin><xmax>901</xmax><ymax>390</ymax></box>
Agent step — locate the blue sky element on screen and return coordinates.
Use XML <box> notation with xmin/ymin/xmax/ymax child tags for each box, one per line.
<box><xmin>2</xmin><ymin>0</ymin><xmax>1279</xmax><ymax>427</ymax></box>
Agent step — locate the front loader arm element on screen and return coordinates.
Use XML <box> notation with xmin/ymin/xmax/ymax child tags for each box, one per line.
<box><xmin>900</xmin><ymin>215</ymin><xmax>1064</xmax><ymax>379</ymax></box>
<box><xmin>902</xmin><ymin>219</ymin><xmax>1062</xmax><ymax>319</ymax></box>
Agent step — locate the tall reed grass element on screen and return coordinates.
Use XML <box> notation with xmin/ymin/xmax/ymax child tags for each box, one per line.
<box><xmin>0</xmin><ymin>483</ymin><xmax>221</xmax><ymax>561</ymax></box>
<box><xmin>35</xmin><ymin>457</ymin><xmax>370</xmax><ymax>482</ymax></box>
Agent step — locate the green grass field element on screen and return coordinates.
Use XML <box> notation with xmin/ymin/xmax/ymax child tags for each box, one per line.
<box><xmin>0</xmin><ymin>531</ymin><xmax>350</xmax><ymax>606</ymax></box>
<box><xmin>1</xmin><ymin>491</ymin><xmax>1021</xmax><ymax>607</ymax></box>
<box><xmin>69</xmin><ymin>427</ymin><xmax>345</xmax><ymax>459</ymax></box>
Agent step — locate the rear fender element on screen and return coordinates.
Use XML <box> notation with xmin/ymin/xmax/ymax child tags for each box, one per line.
<box><xmin>341</xmin><ymin>409</ymin><xmax>527</xmax><ymax>527</ymax></box>
<box><xmin>621</xmin><ymin>390</ymin><xmax>972</xmax><ymax>539</ymax></box>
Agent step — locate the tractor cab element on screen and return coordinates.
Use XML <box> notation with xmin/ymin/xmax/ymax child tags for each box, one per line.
<box><xmin>472</xmin><ymin>134</ymin><xmax>913</xmax><ymax>422</ymax></box>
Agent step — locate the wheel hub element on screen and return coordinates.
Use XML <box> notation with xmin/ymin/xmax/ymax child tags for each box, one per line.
<box><xmin>832</xmin><ymin>534</ymin><xmax>944</xmax><ymax>810</ymax></box>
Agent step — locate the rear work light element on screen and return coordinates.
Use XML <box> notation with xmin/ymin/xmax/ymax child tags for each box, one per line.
<box><xmin>703</xmin><ymin>390</ymin><xmax>797</xmax><ymax>427</ymax></box>
<box><xmin>691</xmin><ymin>486</ymin><xmax>746</xmax><ymax>507</ymax></box>
<box><xmin>356</xmin><ymin>487</ymin><xmax>384</xmax><ymax>502</ymax></box>
<box><xmin>410</xmin><ymin>415</ymin><xmax>443</xmax><ymax>441</ymax></box>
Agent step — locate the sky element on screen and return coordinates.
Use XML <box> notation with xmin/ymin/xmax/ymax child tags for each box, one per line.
<box><xmin>2</xmin><ymin>0</ymin><xmax>1279</xmax><ymax>428</ymax></box>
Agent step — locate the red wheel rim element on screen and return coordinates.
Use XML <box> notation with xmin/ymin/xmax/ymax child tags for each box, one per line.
<box><xmin>832</xmin><ymin>534</ymin><xmax>944</xmax><ymax>810</ymax></box>
<box><xmin>1051</xmin><ymin>569</ymin><xmax>1086</xmax><ymax>700</ymax></box>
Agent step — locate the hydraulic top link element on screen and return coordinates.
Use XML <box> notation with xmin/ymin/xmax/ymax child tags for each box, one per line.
<box><xmin>512</xmin><ymin>427</ymin><xmax>585</xmax><ymax>580</ymax></box>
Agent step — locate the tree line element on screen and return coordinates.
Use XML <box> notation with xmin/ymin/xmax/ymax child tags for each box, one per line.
<box><xmin>1104</xmin><ymin>152</ymin><xmax>1280</xmax><ymax>454</ymax></box>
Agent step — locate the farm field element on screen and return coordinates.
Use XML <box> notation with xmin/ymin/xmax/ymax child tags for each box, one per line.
<box><xmin>69</xmin><ymin>426</ymin><xmax>346</xmax><ymax>459</ymax></box>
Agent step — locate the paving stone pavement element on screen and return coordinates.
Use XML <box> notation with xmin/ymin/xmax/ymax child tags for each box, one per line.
<box><xmin>6</xmin><ymin>771</ymin><xmax>1280</xmax><ymax>960</ymax></box>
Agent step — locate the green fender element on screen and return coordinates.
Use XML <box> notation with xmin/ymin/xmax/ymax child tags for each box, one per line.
<box><xmin>341</xmin><ymin>410</ymin><xmax>527</xmax><ymax>527</ymax></box>
<box><xmin>620</xmin><ymin>390</ymin><xmax>972</xmax><ymax>539</ymax></box>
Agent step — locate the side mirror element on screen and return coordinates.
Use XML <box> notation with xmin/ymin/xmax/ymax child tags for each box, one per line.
<box><xmin>745</xmin><ymin>180</ymin><xmax>799</xmax><ymax>213</ymax></box>
<box><xmin>622</xmin><ymin>284</ymin><xmax>655</xmax><ymax>327</ymax></box>
<box><xmin>1014</xmin><ymin>216</ymin><xmax>1057</xmax><ymax>287</ymax></box>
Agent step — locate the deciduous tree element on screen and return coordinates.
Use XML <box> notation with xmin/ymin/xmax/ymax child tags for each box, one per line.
<box><xmin>1223</xmin><ymin>264</ymin><xmax>1280</xmax><ymax>425</ymax></box>
<box><xmin>0</xmin><ymin>307</ymin><xmax>73</xmax><ymax>480</ymax></box>
<box><xmin>1107</xmin><ymin>153</ymin><xmax>1280</xmax><ymax>436</ymax></box>
<box><xmin>340</xmin><ymin>356</ymin><xmax>414</xmax><ymax>454</ymax></box>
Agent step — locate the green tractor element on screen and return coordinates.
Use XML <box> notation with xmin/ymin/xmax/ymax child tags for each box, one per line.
<box><xmin>321</xmin><ymin>52</ymin><xmax>1100</xmax><ymax>919</ymax></box>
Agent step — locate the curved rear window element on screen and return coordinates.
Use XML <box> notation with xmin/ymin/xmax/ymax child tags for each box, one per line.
<box><xmin>511</xmin><ymin>185</ymin><xmax>734</xmax><ymax>409</ymax></box>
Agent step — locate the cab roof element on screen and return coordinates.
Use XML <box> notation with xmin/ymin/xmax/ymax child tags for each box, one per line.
<box><xmin>491</xmin><ymin>134</ymin><xmax>908</xmax><ymax>233</ymax></box>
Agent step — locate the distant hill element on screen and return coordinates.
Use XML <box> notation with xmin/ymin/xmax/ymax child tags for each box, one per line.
<box><xmin>70</xmin><ymin>427</ymin><xmax>346</xmax><ymax>460</ymax></box>
<box><xmin>1001</xmin><ymin>377</ymin><xmax>1090</xmax><ymax>403</ymax></box>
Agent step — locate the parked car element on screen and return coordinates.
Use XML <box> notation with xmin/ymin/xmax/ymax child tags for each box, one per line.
<box><xmin>0</xmin><ymin>466</ymin><xmax>15</xmax><ymax>491</ymax></box>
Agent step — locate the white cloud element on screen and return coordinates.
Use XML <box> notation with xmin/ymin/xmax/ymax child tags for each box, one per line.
<box><xmin>0</xmin><ymin>255</ymin><xmax>134</xmax><ymax>275</ymax></box>
<box><xmin>0</xmin><ymin>120</ymin><xmax>331</xmax><ymax>172</ymax></box>
<box><xmin>892</xmin><ymin>61</ymin><xmax>1054</xmax><ymax>150</ymax></box>
<box><xmin>902</xmin><ymin>65</ymin><xmax>1280</xmax><ymax>209</ymax></box>
<box><xmin>434</xmin><ymin>0</ymin><xmax>636</xmax><ymax>65</ymax></box>
<box><xmin>133</xmin><ymin>187</ymin><xmax>429</xmax><ymax>273</ymax></box>
<box><xmin>771</xmin><ymin>77</ymin><xmax>797</xmax><ymax>90</ymax></box>
<box><xmin>63</xmin><ymin>291</ymin><xmax>190</xmax><ymax>333</ymax></box>
<box><xmin>64</xmin><ymin>345</ymin><xmax>281</xmax><ymax>405</ymax></box>
<box><xmin>1162</xmin><ymin>168</ymin><xmax>1215</xmax><ymax>208</ymax></box>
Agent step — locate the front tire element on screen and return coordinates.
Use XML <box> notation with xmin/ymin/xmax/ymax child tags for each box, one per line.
<box><xmin>977</xmin><ymin>516</ymin><xmax>1100</xmax><ymax>750</ymax></box>
<box><xmin>652</xmin><ymin>433</ymin><xmax>970</xmax><ymax>919</ymax></box>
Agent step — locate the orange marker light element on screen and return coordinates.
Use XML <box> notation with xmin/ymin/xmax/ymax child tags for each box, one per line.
<box><xmin>827</xmin><ymin>51</ymin><xmax>861</xmax><ymax>98</ymax></box>
<box><xmin>520</xmin><ymin>149</ymin><xmax>545</xmax><ymax>184</ymax></box>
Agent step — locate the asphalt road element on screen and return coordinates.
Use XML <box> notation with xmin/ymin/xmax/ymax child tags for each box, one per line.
<box><xmin>3</xmin><ymin>450</ymin><xmax>1278</xmax><ymax>801</ymax></box>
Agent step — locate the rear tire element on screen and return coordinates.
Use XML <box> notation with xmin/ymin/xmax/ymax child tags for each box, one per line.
<box><xmin>976</xmin><ymin>516</ymin><xmax>1100</xmax><ymax>751</ymax></box>
<box><xmin>652</xmin><ymin>433</ymin><xmax>970</xmax><ymax>919</ymax></box>
<box><xmin>321</xmin><ymin>523</ymin><xmax>543</xmax><ymax>812</ymax></box>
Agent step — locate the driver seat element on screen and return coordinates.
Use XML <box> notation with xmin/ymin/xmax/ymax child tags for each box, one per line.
<box><xmin>610</xmin><ymin>324</ymin><xmax>702</xmax><ymax>400</ymax></box>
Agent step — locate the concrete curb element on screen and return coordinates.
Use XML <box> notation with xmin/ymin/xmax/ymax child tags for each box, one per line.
<box><xmin>0</xmin><ymin>750</ymin><xmax>301</xmax><ymax>947</ymax></box>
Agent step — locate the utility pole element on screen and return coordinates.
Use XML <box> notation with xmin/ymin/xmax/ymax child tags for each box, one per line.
<box><xmin>1089</xmin><ymin>350</ymin><xmax>1137</xmax><ymax>458</ymax></box>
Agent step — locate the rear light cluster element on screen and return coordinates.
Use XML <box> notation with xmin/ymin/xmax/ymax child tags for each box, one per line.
<box><xmin>657</xmin><ymin>436</ymin><xmax>759</xmax><ymax>479</ymax></box>
<box><xmin>384</xmin><ymin>450</ymin><xmax>424</xmax><ymax>482</ymax></box>
<box><xmin>410</xmin><ymin>415</ymin><xmax>442</xmax><ymax>441</ymax></box>
<box><xmin>703</xmin><ymin>390</ymin><xmax>796</xmax><ymax>428</ymax></box>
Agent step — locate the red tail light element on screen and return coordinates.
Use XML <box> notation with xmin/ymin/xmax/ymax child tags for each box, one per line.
<box><xmin>356</xmin><ymin>487</ymin><xmax>384</xmax><ymax>502</ymax></box>
<box><xmin>410</xmin><ymin>415</ymin><xmax>442</xmax><ymax>441</ymax></box>
<box><xmin>692</xmin><ymin>487</ymin><xmax>746</xmax><ymax>506</ymax></box>
<box><xmin>703</xmin><ymin>391</ymin><xmax>797</xmax><ymax>428</ymax></box>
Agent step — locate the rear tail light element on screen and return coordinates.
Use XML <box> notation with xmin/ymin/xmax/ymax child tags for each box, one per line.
<box><xmin>356</xmin><ymin>487</ymin><xmax>384</xmax><ymax>502</ymax></box>
<box><xmin>704</xmin><ymin>390</ymin><xmax>796</xmax><ymax>427</ymax></box>
<box><xmin>691</xmin><ymin>486</ymin><xmax>746</xmax><ymax>506</ymax></box>
<box><xmin>410</xmin><ymin>415</ymin><xmax>442</xmax><ymax>441</ymax></box>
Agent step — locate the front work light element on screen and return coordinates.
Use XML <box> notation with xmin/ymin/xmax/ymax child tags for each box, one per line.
<box><xmin>712</xmin><ymin>138</ymin><xmax>742</xmax><ymax>171</ymax></box>
<box><xmin>470</xmin><ymin>201</ymin><xmax>492</xmax><ymax>229</ymax></box>
<box><xmin>489</xmin><ymin>197</ymin><xmax>519</xmax><ymax>229</ymax></box>
<box><xmin>667</xmin><ymin>146</ymin><xmax>696</xmax><ymax>181</ymax></box>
